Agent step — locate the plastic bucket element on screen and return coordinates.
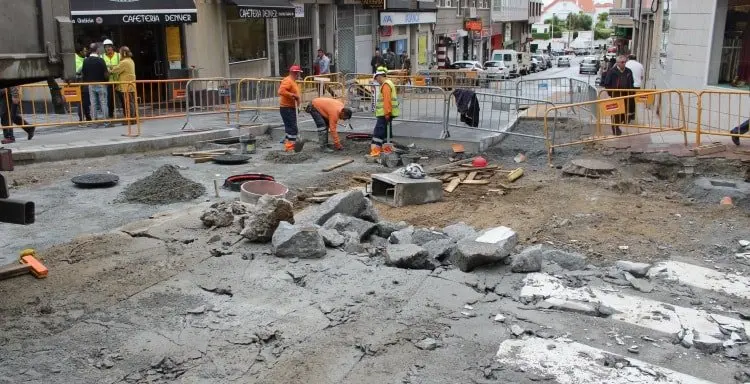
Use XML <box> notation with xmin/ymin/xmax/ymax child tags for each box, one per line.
<box><xmin>238</xmin><ymin>136</ymin><xmax>257</xmax><ymax>154</ymax></box>
<box><xmin>240</xmin><ymin>180</ymin><xmax>289</xmax><ymax>204</ymax></box>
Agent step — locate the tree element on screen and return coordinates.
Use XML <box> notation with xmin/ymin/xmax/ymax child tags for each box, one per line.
<box><xmin>566</xmin><ymin>12</ymin><xmax>593</xmax><ymax>31</ymax></box>
<box><xmin>598</xmin><ymin>12</ymin><xmax>609</xmax><ymax>23</ymax></box>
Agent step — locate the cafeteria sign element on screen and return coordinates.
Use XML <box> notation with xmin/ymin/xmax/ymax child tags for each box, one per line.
<box><xmin>464</xmin><ymin>19</ymin><xmax>482</xmax><ymax>32</ymax></box>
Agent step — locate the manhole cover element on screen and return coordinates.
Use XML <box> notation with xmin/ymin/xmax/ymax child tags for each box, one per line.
<box><xmin>71</xmin><ymin>173</ymin><xmax>119</xmax><ymax>188</ymax></box>
<box><xmin>213</xmin><ymin>154</ymin><xmax>251</xmax><ymax>165</ymax></box>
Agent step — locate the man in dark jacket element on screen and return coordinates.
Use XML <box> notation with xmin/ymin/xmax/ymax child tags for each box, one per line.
<box><xmin>602</xmin><ymin>55</ymin><xmax>634</xmax><ymax>136</ymax></box>
<box><xmin>371</xmin><ymin>49</ymin><xmax>385</xmax><ymax>74</ymax></box>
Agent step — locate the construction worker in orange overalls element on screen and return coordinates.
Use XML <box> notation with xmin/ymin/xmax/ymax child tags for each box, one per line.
<box><xmin>368</xmin><ymin>68</ymin><xmax>400</xmax><ymax>160</ymax></box>
<box><xmin>278</xmin><ymin>65</ymin><xmax>303</xmax><ymax>152</ymax></box>
<box><xmin>307</xmin><ymin>97</ymin><xmax>352</xmax><ymax>153</ymax></box>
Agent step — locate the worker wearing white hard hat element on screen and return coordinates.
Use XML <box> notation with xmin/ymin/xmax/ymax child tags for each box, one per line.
<box><xmin>101</xmin><ymin>38</ymin><xmax>120</xmax><ymax>121</ymax></box>
<box><xmin>368</xmin><ymin>67</ymin><xmax>399</xmax><ymax>159</ymax></box>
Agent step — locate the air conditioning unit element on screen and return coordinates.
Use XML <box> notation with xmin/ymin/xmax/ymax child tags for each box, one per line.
<box><xmin>467</xmin><ymin>7</ymin><xmax>477</xmax><ymax>18</ymax></box>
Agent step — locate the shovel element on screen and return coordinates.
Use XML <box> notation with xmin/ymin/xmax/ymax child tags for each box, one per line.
<box><xmin>293</xmin><ymin>101</ymin><xmax>306</xmax><ymax>153</ymax></box>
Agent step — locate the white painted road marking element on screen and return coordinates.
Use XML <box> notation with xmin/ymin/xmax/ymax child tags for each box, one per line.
<box><xmin>520</xmin><ymin>273</ymin><xmax>750</xmax><ymax>339</ymax></box>
<box><xmin>496</xmin><ymin>338</ymin><xmax>718</xmax><ymax>384</ymax></box>
<box><xmin>648</xmin><ymin>261</ymin><xmax>750</xmax><ymax>300</ymax></box>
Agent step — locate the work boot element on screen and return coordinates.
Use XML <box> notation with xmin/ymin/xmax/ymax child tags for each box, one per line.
<box><xmin>1</xmin><ymin>137</ymin><xmax>15</xmax><ymax>144</ymax></box>
<box><xmin>284</xmin><ymin>140</ymin><xmax>296</xmax><ymax>152</ymax></box>
<box><xmin>318</xmin><ymin>130</ymin><xmax>333</xmax><ymax>153</ymax></box>
<box><xmin>24</xmin><ymin>127</ymin><xmax>35</xmax><ymax>140</ymax></box>
<box><xmin>731</xmin><ymin>127</ymin><xmax>741</xmax><ymax>146</ymax></box>
<box><xmin>611</xmin><ymin>126</ymin><xmax>622</xmax><ymax>136</ymax></box>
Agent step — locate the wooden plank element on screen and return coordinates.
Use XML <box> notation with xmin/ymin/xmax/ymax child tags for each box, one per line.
<box><xmin>439</xmin><ymin>174</ymin><xmax>455</xmax><ymax>182</ymax></box>
<box><xmin>461</xmin><ymin>179</ymin><xmax>490</xmax><ymax>185</ymax></box>
<box><xmin>322</xmin><ymin>159</ymin><xmax>354</xmax><ymax>172</ymax></box>
<box><xmin>444</xmin><ymin>178</ymin><xmax>461</xmax><ymax>193</ymax></box>
<box><xmin>172</xmin><ymin>149</ymin><xmax>229</xmax><ymax>157</ymax></box>
<box><xmin>435</xmin><ymin>165</ymin><xmax>499</xmax><ymax>175</ymax></box>
<box><xmin>313</xmin><ymin>189</ymin><xmax>345</xmax><ymax>197</ymax></box>
<box><xmin>457</xmin><ymin>172</ymin><xmax>467</xmax><ymax>181</ymax></box>
<box><xmin>194</xmin><ymin>157</ymin><xmax>216</xmax><ymax>164</ymax></box>
<box><xmin>0</xmin><ymin>264</ymin><xmax>30</xmax><ymax>281</ymax></box>
<box><xmin>352</xmin><ymin>176</ymin><xmax>372</xmax><ymax>183</ymax></box>
<box><xmin>428</xmin><ymin>158</ymin><xmax>475</xmax><ymax>173</ymax></box>
<box><xmin>466</xmin><ymin>171</ymin><xmax>478</xmax><ymax>181</ymax></box>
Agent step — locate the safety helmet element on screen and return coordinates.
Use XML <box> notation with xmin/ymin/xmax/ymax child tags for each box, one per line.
<box><xmin>400</xmin><ymin>163</ymin><xmax>426</xmax><ymax>179</ymax></box>
<box><xmin>103</xmin><ymin>39</ymin><xmax>114</xmax><ymax>46</ymax></box>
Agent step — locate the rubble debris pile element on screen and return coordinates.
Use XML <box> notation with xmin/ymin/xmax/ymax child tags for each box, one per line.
<box><xmin>123</xmin><ymin>165</ymin><xmax>206</xmax><ymax>205</ymax></box>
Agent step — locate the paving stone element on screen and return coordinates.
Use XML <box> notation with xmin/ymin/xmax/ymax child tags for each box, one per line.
<box><xmin>411</xmin><ymin>228</ymin><xmax>450</xmax><ymax>246</ymax></box>
<box><xmin>389</xmin><ymin>226</ymin><xmax>414</xmax><ymax>244</ymax></box>
<box><xmin>322</xmin><ymin>213</ymin><xmax>377</xmax><ymax>241</ymax></box>
<box><xmin>442</xmin><ymin>222</ymin><xmax>478</xmax><ymax>242</ymax></box>
<box><xmin>450</xmin><ymin>227</ymin><xmax>518</xmax><ymax>272</ymax></box>
<box><xmin>385</xmin><ymin>244</ymin><xmax>432</xmax><ymax>270</ymax></box>
<box><xmin>272</xmin><ymin>221</ymin><xmax>326</xmax><ymax>259</ymax></box>
<box><xmin>376</xmin><ymin>220</ymin><xmax>409</xmax><ymax>238</ymax></box>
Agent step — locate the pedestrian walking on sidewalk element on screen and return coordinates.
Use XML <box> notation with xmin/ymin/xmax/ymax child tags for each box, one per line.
<box><xmin>75</xmin><ymin>44</ymin><xmax>92</xmax><ymax>124</ymax></box>
<box><xmin>278</xmin><ymin>65</ymin><xmax>303</xmax><ymax>152</ymax></box>
<box><xmin>625</xmin><ymin>54</ymin><xmax>645</xmax><ymax>122</ymax></box>
<box><xmin>81</xmin><ymin>43</ymin><xmax>111</xmax><ymax>127</ymax></box>
<box><xmin>306</xmin><ymin>97</ymin><xmax>352</xmax><ymax>152</ymax></box>
<box><xmin>602</xmin><ymin>55</ymin><xmax>634</xmax><ymax>136</ymax></box>
<box><xmin>110</xmin><ymin>46</ymin><xmax>137</xmax><ymax>125</ymax></box>
<box><xmin>1</xmin><ymin>87</ymin><xmax>35</xmax><ymax>144</ymax></box>
<box><xmin>368</xmin><ymin>69</ymin><xmax>400</xmax><ymax>160</ymax></box>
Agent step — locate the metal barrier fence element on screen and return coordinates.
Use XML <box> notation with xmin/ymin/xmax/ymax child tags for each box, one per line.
<box><xmin>12</xmin><ymin>81</ymin><xmax>141</xmax><ymax>136</ymax></box>
<box><xmin>133</xmin><ymin>79</ymin><xmax>189</xmax><ymax>120</ymax></box>
<box><xmin>181</xmin><ymin>78</ymin><xmax>241</xmax><ymax>131</ymax></box>
<box><xmin>515</xmin><ymin>77</ymin><xmax>596</xmax><ymax>106</ymax></box>
<box><xmin>544</xmin><ymin>89</ymin><xmax>688</xmax><ymax>163</ymax></box>
<box><xmin>695</xmin><ymin>90</ymin><xmax>750</xmax><ymax>145</ymax></box>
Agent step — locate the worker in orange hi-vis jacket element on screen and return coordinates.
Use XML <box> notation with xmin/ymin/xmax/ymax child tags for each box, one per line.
<box><xmin>278</xmin><ymin>65</ymin><xmax>303</xmax><ymax>152</ymax></box>
<box><xmin>306</xmin><ymin>97</ymin><xmax>352</xmax><ymax>153</ymax></box>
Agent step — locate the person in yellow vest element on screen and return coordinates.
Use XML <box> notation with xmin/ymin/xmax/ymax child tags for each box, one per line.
<box><xmin>75</xmin><ymin>45</ymin><xmax>91</xmax><ymax>124</ymax></box>
<box><xmin>368</xmin><ymin>68</ymin><xmax>399</xmax><ymax>159</ymax></box>
<box><xmin>110</xmin><ymin>46</ymin><xmax>137</xmax><ymax>125</ymax></box>
<box><xmin>102</xmin><ymin>39</ymin><xmax>120</xmax><ymax>120</ymax></box>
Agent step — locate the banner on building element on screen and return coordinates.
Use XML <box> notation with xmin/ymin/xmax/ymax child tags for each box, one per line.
<box><xmin>418</xmin><ymin>35</ymin><xmax>428</xmax><ymax>65</ymax></box>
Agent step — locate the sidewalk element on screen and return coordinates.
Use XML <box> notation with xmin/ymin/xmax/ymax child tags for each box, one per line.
<box><xmin>3</xmin><ymin>114</ymin><xmax>247</xmax><ymax>163</ymax></box>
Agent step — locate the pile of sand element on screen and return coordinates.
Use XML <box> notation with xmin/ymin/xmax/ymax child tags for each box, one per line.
<box><xmin>264</xmin><ymin>151</ymin><xmax>313</xmax><ymax>164</ymax></box>
<box><xmin>122</xmin><ymin>165</ymin><xmax>205</xmax><ymax>205</ymax></box>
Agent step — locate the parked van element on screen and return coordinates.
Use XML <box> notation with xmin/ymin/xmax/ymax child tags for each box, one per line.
<box><xmin>516</xmin><ymin>51</ymin><xmax>531</xmax><ymax>76</ymax></box>
<box><xmin>490</xmin><ymin>49</ymin><xmax>519</xmax><ymax>77</ymax></box>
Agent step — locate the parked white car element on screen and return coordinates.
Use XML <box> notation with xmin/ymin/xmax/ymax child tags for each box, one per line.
<box><xmin>450</xmin><ymin>61</ymin><xmax>485</xmax><ymax>72</ymax></box>
<box><xmin>482</xmin><ymin>61</ymin><xmax>510</xmax><ymax>79</ymax></box>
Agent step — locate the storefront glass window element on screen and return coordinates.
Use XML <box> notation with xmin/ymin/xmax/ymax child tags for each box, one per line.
<box><xmin>716</xmin><ymin>0</ymin><xmax>749</xmax><ymax>87</ymax></box>
<box><xmin>226</xmin><ymin>7</ymin><xmax>268</xmax><ymax>62</ymax></box>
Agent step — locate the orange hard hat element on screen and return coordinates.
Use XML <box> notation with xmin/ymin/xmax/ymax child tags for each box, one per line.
<box><xmin>472</xmin><ymin>156</ymin><xmax>488</xmax><ymax>168</ymax></box>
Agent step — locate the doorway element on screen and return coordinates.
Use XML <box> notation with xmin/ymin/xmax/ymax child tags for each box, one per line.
<box><xmin>122</xmin><ymin>24</ymin><xmax>167</xmax><ymax>81</ymax></box>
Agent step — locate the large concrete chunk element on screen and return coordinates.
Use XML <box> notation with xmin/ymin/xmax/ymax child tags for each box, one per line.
<box><xmin>543</xmin><ymin>249</ymin><xmax>587</xmax><ymax>271</ymax></box>
<box><xmin>272</xmin><ymin>221</ymin><xmax>326</xmax><ymax>259</ymax></box>
<box><xmin>240</xmin><ymin>195</ymin><xmax>295</xmax><ymax>242</ymax></box>
<box><xmin>318</xmin><ymin>228</ymin><xmax>345</xmax><ymax>247</ymax></box>
<box><xmin>388</xmin><ymin>226</ymin><xmax>414</xmax><ymax>244</ymax></box>
<box><xmin>412</xmin><ymin>228</ymin><xmax>450</xmax><ymax>245</ymax></box>
<box><xmin>511</xmin><ymin>245</ymin><xmax>544</xmax><ymax>273</ymax></box>
<box><xmin>615</xmin><ymin>260</ymin><xmax>651</xmax><ymax>277</ymax></box>
<box><xmin>295</xmin><ymin>190</ymin><xmax>376</xmax><ymax>225</ymax></box>
<box><xmin>376</xmin><ymin>220</ymin><xmax>409</xmax><ymax>238</ymax></box>
<box><xmin>386</xmin><ymin>244</ymin><xmax>433</xmax><ymax>270</ymax></box>
<box><xmin>423</xmin><ymin>238</ymin><xmax>457</xmax><ymax>262</ymax></box>
<box><xmin>450</xmin><ymin>226</ymin><xmax>518</xmax><ymax>272</ymax></box>
<box><xmin>442</xmin><ymin>222</ymin><xmax>477</xmax><ymax>242</ymax></box>
<box><xmin>200</xmin><ymin>201</ymin><xmax>245</xmax><ymax>228</ymax></box>
<box><xmin>322</xmin><ymin>213</ymin><xmax>377</xmax><ymax>242</ymax></box>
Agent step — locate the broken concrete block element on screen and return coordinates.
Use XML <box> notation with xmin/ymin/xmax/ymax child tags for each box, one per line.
<box><xmin>538</xmin><ymin>297</ymin><xmax>598</xmax><ymax>315</ymax></box>
<box><xmin>376</xmin><ymin>220</ymin><xmax>409</xmax><ymax>238</ymax></box>
<box><xmin>510</xmin><ymin>324</ymin><xmax>525</xmax><ymax>337</ymax></box>
<box><xmin>542</xmin><ymin>249</ymin><xmax>587</xmax><ymax>271</ymax></box>
<box><xmin>271</xmin><ymin>221</ymin><xmax>326</xmax><ymax>259</ymax></box>
<box><xmin>200</xmin><ymin>201</ymin><xmax>237</xmax><ymax>228</ymax></box>
<box><xmin>412</xmin><ymin>228</ymin><xmax>450</xmax><ymax>246</ymax></box>
<box><xmin>322</xmin><ymin>213</ymin><xmax>377</xmax><ymax>241</ymax></box>
<box><xmin>367</xmin><ymin>234</ymin><xmax>389</xmax><ymax>248</ymax></box>
<box><xmin>443</xmin><ymin>222</ymin><xmax>478</xmax><ymax>242</ymax></box>
<box><xmin>360</xmin><ymin>197</ymin><xmax>380</xmax><ymax>223</ymax></box>
<box><xmin>693</xmin><ymin>332</ymin><xmax>723</xmax><ymax>354</ymax></box>
<box><xmin>389</xmin><ymin>226</ymin><xmax>414</xmax><ymax>244</ymax></box>
<box><xmin>294</xmin><ymin>190</ymin><xmax>376</xmax><ymax>225</ymax></box>
<box><xmin>510</xmin><ymin>245</ymin><xmax>544</xmax><ymax>273</ymax></box>
<box><xmin>615</xmin><ymin>260</ymin><xmax>651</xmax><ymax>277</ymax></box>
<box><xmin>422</xmin><ymin>238</ymin><xmax>457</xmax><ymax>262</ymax></box>
<box><xmin>414</xmin><ymin>337</ymin><xmax>438</xmax><ymax>351</ymax></box>
<box><xmin>342</xmin><ymin>231</ymin><xmax>367</xmax><ymax>254</ymax></box>
<box><xmin>623</xmin><ymin>271</ymin><xmax>654</xmax><ymax>293</ymax></box>
<box><xmin>318</xmin><ymin>228</ymin><xmax>346</xmax><ymax>247</ymax></box>
<box><xmin>239</xmin><ymin>195</ymin><xmax>295</xmax><ymax>242</ymax></box>
<box><xmin>450</xmin><ymin>227</ymin><xmax>518</xmax><ymax>272</ymax></box>
<box><xmin>385</xmin><ymin>244</ymin><xmax>432</xmax><ymax>270</ymax></box>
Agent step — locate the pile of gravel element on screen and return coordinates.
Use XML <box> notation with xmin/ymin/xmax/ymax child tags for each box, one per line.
<box><xmin>264</xmin><ymin>151</ymin><xmax>312</xmax><ymax>164</ymax></box>
<box><xmin>122</xmin><ymin>165</ymin><xmax>205</xmax><ymax>205</ymax></box>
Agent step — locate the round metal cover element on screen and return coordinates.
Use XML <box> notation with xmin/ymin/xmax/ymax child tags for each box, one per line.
<box><xmin>71</xmin><ymin>173</ymin><xmax>119</xmax><ymax>188</ymax></box>
<box><xmin>213</xmin><ymin>154</ymin><xmax>251</xmax><ymax>165</ymax></box>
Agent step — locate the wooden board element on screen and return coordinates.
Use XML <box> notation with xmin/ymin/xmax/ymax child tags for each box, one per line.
<box><xmin>352</xmin><ymin>176</ymin><xmax>372</xmax><ymax>183</ymax></box>
<box><xmin>466</xmin><ymin>171</ymin><xmax>478</xmax><ymax>181</ymax></box>
<box><xmin>461</xmin><ymin>179</ymin><xmax>490</xmax><ymax>185</ymax></box>
<box><xmin>457</xmin><ymin>172</ymin><xmax>467</xmax><ymax>181</ymax></box>
<box><xmin>322</xmin><ymin>159</ymin><xmax>354</xmax><ymax>172</ymax></box>
<box><xmin>172</xmin><ymin>149</ymin><xmax>229</xmax><ymax>157</ymax></box>
<box><xmin>444</xmin><ymin>178</ymin><xmax>461</xmax><ymax>193</ymax></box>
<box><xmin>313</xmin><ymin>189</ymin><xmax>345</xmax><ymax>197</ymax></box>
<box><xmin>0</xmin><ymin>264</ymin><xmax>30</xmax><ymax>280</ymax></box>
<box><xmin>194</xmin><ymin>157</ymin><xmax>215</xmax><ymax>164</ymax></box>
<box><xmin>435</xmin><ymin>165</ymin><xmax>499</xmax><ymax>175</ymax></box>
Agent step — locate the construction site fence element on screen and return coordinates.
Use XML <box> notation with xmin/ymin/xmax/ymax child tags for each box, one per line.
<box><xmin>10</xmin><ymin>80</ymin><xmax>142</xmax><ymax>136</ymax></box>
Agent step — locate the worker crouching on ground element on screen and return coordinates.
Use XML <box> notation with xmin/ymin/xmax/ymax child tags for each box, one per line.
<box><xmin>307</xmin><ymin>97</ymin><xmax>352</xmax><ymax>153</ymax></box>
<box><xmin>278</xmin><ymin>65</ymin><xmax>303</xmax><ymax>152</ymax></box>
<box><xmin>369</xmin><ymin>68</ymin><xmax>400</xmax><ymax>160</ymax></box>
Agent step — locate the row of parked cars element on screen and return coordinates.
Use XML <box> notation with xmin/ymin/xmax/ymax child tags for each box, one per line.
<box><xmin>447</xmin><ymin>50</ymin><xmax>574</xmax><ymax>80</ymax></box>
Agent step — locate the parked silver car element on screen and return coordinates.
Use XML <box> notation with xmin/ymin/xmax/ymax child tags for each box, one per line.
<box><xmin>579</xmin><ymin>56</ymin><xmax>600</xmax><ymax>74</ymax></box>
<box><xmin>557</xmin><ymin>56</ymin><xmax>571</xmax><ymax>67</ymax></box>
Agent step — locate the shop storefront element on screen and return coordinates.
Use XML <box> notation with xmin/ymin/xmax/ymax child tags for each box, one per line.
<box><xmin>379</xmin><ymin>11</ymin><xmax>436</xmax><ymax>71</ymax></box>
<box><xmin>69</xmin><ymin>0</ymin><xmax>197</xmax><ymax>80</ymax></box>
<box><xmin>276</xmin><ymin>4</ymin><xmax>314</xmax><ymax>76</ymax></box>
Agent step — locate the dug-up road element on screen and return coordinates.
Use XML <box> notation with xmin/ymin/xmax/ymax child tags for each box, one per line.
<box><xmin>2</xmin><ymin>127</ymin><xmax>750</xmax><ymax>384</ymax></box>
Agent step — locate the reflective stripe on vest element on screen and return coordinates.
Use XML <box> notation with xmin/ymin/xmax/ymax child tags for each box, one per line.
<box><xmin>375</xmin><ymin>79</ymin><xmax>400</xmax><ymax>117</ymax></box>
<box><xmin>103</xmin><ymin>53</ymin><xmax>120</xmax><ymax>80</ymax></box>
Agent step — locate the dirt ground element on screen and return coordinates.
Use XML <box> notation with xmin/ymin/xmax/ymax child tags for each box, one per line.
<box><xmin>3</xmin><ymin>122</ymin><xmax>750</xmax><ymax>383</ymax></box>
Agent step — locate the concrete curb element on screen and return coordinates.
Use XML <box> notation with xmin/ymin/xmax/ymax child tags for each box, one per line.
<box><xmin>12</xmin><ymin>128</ymin><xmax>240</xmax><ymax>163</ymax></box>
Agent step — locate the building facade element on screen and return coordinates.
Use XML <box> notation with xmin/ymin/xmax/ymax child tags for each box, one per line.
<box><xmin>491</xmin><ymin>0</ymin><xmax>533</xmax><ymax>52</ymax></box>
<box><xmin>377</xmin><ymin>0</ymin><xmax>438</xmax><ymax>72</ymax></box>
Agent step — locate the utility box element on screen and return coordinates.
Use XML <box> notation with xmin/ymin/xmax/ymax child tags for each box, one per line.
<box><xmin>370</xmin><ymin>173</ymin><xmax>443</xmax><ymax>207</ymax></box>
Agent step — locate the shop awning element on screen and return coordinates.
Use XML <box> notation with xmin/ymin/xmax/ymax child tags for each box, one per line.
<box><xmin>69</xmin><ymin>0</ymin><xmax>197</xmax><ymax>25</ymax></box>
<box><xmin>225</xmin><ymin>0</ymin><xmax>298</xmax><ymax>18</ymax></box>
